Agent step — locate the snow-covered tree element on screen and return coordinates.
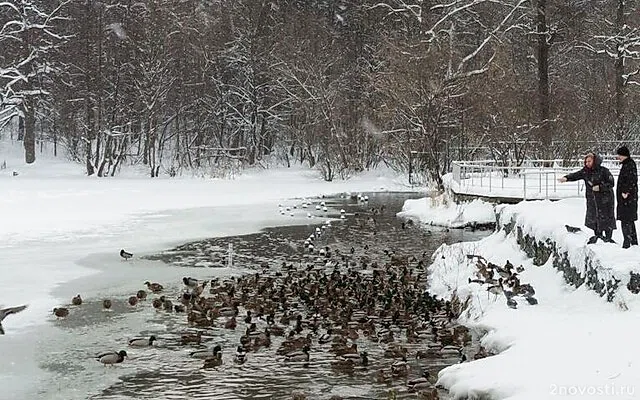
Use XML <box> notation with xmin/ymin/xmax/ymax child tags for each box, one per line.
<box><xmin>0</xmin><ymin>0</ymin><xmax>69</xmax><ymax>163</ymax></box>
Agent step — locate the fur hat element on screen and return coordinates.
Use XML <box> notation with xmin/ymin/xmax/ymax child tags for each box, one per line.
<box><xmin>617</xmin><ymin>146</ymin><xmax>630</xmax><ymax>157</ymax></box>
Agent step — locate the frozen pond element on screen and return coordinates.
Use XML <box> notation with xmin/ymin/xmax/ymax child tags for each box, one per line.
<box><xmin>5</xmin><ymin>192</ymin><xmax>489</xmax><ymax>400</ymax></box>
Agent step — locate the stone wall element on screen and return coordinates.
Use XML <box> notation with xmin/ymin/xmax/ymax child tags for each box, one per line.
<box><xmin>497</xmin><ymin>211</ymin><xmax>639</xmax><ymax>302</ymax></box>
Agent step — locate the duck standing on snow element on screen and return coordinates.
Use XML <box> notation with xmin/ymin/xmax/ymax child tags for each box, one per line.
<box><xmin>96</xmin><ymin>350</ymin><xmax>127</xmax><ymax>365</ymax></box>
<box><xmin>129</xmin><ymin>335</ymin><xmax>156</xmax><ymax>347</ymax></box>
<box><xmin>120</xmin><ymin>249</ymin><xmax>133</xmax><ymax>260</ymax></box>
<box><xmin>0</xmin><ymin>305</ymin><xmax>28</xmax><ymax>334</ymax></box>
<box><xmin>53</xmin><ymin>307</ymin><xmax>69</xmax><ymax>318</ymax></box>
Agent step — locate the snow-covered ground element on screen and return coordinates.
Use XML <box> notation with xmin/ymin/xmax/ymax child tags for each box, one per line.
<box><xmin>397</xmin><ymin>192</ymin><xmax>495</xmax><ymax>228</ymax></box>
<box><xmin>0</xmin><ymin>138</ymin><xmax>414</xmax><ymax>399</ymax></box>
<box><xmin>430</xmin><ymin>199</ymin><xmax>640</xmax><ymax>400</ymax></box>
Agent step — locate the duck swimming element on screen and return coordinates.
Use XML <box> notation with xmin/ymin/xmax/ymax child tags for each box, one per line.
<box><xmin>285</xmin><ymin>345</ymin><xmax>310</xmax><ymax>362</ymax></box>
<box><xmin>203</xmin><ymin>350</ymin><xmax>223</xmax><ymax>368</ymax></box>
<box><xmin>129</xmin><ymin>335</ymin><xmax>156</xmax><ymax>347</ymax></box>
<box><xmin>191</xmin><ymin>344</ymin><xmax>222</xmax><ymax>360</ymax></box>
<box><xmin>234</xmin><ymin>346</ymin><xmax>247</xmax><ymax>364</ymax></box>
<box><xmin>97</xmin><ymin>350</ymin><xmax>127</xmax><ymax>365</ymax></box>
<box><xmin>145</xmin><ymin>281</ymin><xmax>163</xmax><ymax>293</ymax></box>
<box><xmin>183</xmin><ymin>277</ymin><xmax>198</xmax><ymax>288</ymax></box>
<box><xmin>72</xmin><ymin>295</ymin><xmax>82</xmax><ymax>306</ymax></box>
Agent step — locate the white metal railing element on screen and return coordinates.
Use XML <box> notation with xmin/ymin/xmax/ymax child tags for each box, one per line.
<box><xmin>450</xmin><ymin>156</ymin><xmax>630</xmax><ymax>200</ymax></box>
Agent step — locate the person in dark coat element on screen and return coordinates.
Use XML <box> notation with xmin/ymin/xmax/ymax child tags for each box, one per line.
<box><xmin>558</xmin><ymin>152</ymin><xmax>616</xmax><ymax>244</ymax></box>
<box><xmin>615</xmin><ymin>145</ymin><xmax>638</xmax><ymax>248</ymax></box>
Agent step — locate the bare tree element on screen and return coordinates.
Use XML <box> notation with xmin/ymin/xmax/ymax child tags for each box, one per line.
<box><xmin>0</xmin><ymin>0</ymin><xmax>69</xmax><ymax>163</ymax></box>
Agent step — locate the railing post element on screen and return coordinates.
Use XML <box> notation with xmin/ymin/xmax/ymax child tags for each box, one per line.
<box><xmin>545</xmin><ymin>172</ymin><xmax>549</xmax><ymax>199</ymax></box>
<box><xmin>489</xmin><ymin>165</ymin><xmax>492</xmax><ymax>192</ymax></box>
<box><xmin>539</xmin><ymin>169</ymin><xmax>542</xmax><ymax>194</ymax></box>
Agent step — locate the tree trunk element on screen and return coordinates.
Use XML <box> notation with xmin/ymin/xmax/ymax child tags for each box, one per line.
<box><xmin>536</xmin><ymin>0</ymin><xmax>551</xmax><ymax>150</ymax></box>
<box><xmin>614</xmin><ymin>0</ymin><xmax>625</xmax><ymax>139</ymax></box>
<box><xmin>86</xmin><ymin>100</ymin><xmax>96</xmax><ymax>176</ymax></box>
<box><xmin>18</xmin><ymin>116</ymin><xmax>24</xmax><ymax>141</ymax></box>
<box><xmin>23</xmin><ymin>106</ymin><xmax>36</xmax><ymax>164</ymax></box>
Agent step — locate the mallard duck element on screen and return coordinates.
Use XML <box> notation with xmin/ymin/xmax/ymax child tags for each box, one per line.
<box><xmin>487</xmin><ymin>279</ymin><xmax>504</xmax><ymax>299</ymax></box>
<box><xmin>174</xmin><ymin>304</ymin><xmax>185</xmax><ymax>313</ymax></box>
<box><xmin>181</xmin><ymin>330</ymin><xmax>203</xmax><ymax>344</ymax></box>
<box><xmin>318</xmin><ymin>329</ymin><xmax>333</xmax><ymax>344</ymax></box>
<box><xmin>96</xmin><ymin>350</ymin><xmax>127</xmax><ymax>365</ymax></box>
<box><xmin>72</xmin><ymin>295</ymin><xmax>82</xmax><ymax>306</ymax></box>
<box><xmin>191</xmin><ymin>344</ymin><xmax>222</xmax><ymax>359</ymax></box>
<box><xmin>136</xmin><ymin>290</ymin><xmax>147</xmax><ymax>300</ymax></box>
<box><xmin>440</xmin><ymin>345</ymin><xmax>462</xmax><ymax>357</ymax></box>
<box><xmin>285</xmin><ymin>345</ymin><xmax>310</xmax><ymax>362</ymax></box>
<box><xmin>224</xmin><ymin>316</ymin><xmax>237</xmax><ymax>329</ymax></box>
<box><xmin>203</xmin><ymin>350</ymin><xmax>223</xmax><ymax>368</ymax></box>
<box><xmin>407</xmin><ymin>370</ymin><xmax>433</xmax><ymax>387</ymax></box>
<box><xmin>145</xmin><ymin>281</ymin><xmax>163</xmax><ymax>293</ymax></box>
<box><xmin>128</xmin><ymin>296</ymin><xmax>138</xmax><ymax>306</ymax></box>
<box><xmin>0</xmin><ymin>305</ymin><xmax>27</xmax><ymax>334</ymax></box>
<box><xmin>391</xmin><ymin>357</ymin><xmax>408</xmax><ymax>376</ymax></box>
<box><xmin>473</xmin><ymin>346</ymin><xmax>488</xmax><ymax>360</ymax></box>
<box><xmin>219</xmin><ymin>306</ymin><xmax>238</xmax><ymax>317</ymax></box>
<box><xmin>253</xmin><ymin>329</ymin><xmax>271</xmax><ymax>348</ymax></box>
<box><xmin>120</xmin><ymin>249</ymin><xmax>133</xmax><ymax>260</ymax></box>
<box><xmin>129</xmin><ymin>335</ymin><xmax>156</xmax><ymax>347</ymax></box>
<box><xmin>234</xmin><ymin>346</ymin><xmax>247</xmax><ymax>364</ymax></box>
<box><xmin>340</xmin><ymin>351</ymin><xmax>368</xmax><ymax>366</ymax></box>
<box><xmin>103</xmin><ymin>299</ymin><xmax>112</xmax><ymax>310</ymax></box>
<box><xmin>183</xmin><ymin>277</ymin><xmax>198</xmax><ymax>288</ymax></box>
<box><xmin>334</xmin><ymin>343</ymin><xmax>358</xmax><ymax>357</ymax></box>
<box><xmin>152</xmin><ymin>298</ymin><xmax>163</xmax><ymax>309</ymax></box>
<box><xmin>53</xmin><ymin>307</ymin><xmax>69</xmax><ymax>318</ymax></box>
<box><xmin>376</xmin><ymin>369</ymin><xmax>392</xmax><ymax>384</ymax></box>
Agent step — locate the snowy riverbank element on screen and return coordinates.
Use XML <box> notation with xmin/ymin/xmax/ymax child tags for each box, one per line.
<box><xmin>397</xmin><ymin>192</ymin><xmax>496</xmax><ymax>228</ymax></box>
<box><xmin>429</xmin><ymin>198</ymin><xmax>640</xmax><ymax>400</ymax></box>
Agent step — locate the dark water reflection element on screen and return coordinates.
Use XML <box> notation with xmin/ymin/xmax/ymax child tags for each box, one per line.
<box><xmin>47</xmin><ymin>192</ymin><xmax>489</xmax><ymax>400</ymax></box>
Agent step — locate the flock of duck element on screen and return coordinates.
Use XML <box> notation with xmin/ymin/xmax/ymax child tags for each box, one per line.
<box><xmin>466</xmin><ymin>255</ymin><xmax>538</xmax><ymax>308</ymax></box>
<box><xmin>39</xmin><ymin>195</ymin><xmax>529</xmax><ymax>399</ymax></box>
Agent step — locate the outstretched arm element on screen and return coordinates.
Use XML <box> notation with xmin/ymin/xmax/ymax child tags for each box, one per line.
<box><xmin>563</xmin><ymin>169</ymin><xmax>585</xmax><ymax>182</ymax></box>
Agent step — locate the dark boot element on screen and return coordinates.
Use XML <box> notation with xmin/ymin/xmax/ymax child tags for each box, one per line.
<box><xmin>621</xmin><ymin>221</ymin><xmax>635</xmax><ymax>248</ymax></box>
<box><xmin>603</xmin><ymin>229</ymin><xmax>615</xmax><ymax>243</ymax></box>
<box><xmin>587</xmin><ymin>236</ymin><xmax>598</xmax><ymax>245</ymax></box>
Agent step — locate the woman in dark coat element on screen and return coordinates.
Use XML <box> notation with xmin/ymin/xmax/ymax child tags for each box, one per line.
<box><xmin>559</xmin><ymin>152</ymin><xmax>616</xmax><ymax>244</ymax></box>
<box><xmin>615</xmin><ymin>145</ymin><xmax>638</xmax><ymax>248</ymax></box>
